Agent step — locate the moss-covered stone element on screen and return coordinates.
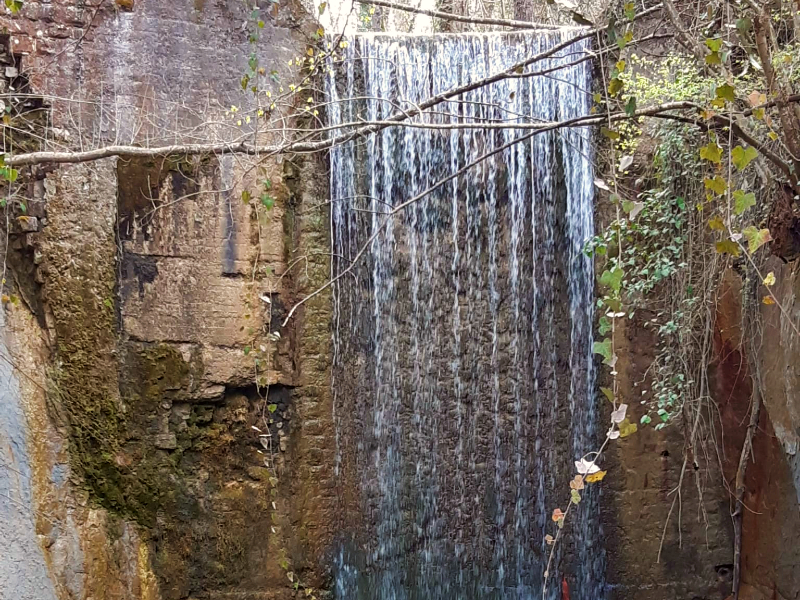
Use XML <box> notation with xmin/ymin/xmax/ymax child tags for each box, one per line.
<box><xmin>41</xmin><ymin>162</ymin><xmax>132</xmax><ymax>517</ymax></box>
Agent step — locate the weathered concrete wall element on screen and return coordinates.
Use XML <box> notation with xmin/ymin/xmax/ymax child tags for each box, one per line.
<box><xmin>0</xmin><ymin>1</ymin><xmax>335</xmax><ymax>599</ymax></box>
<box><xmin>602</xmin><ymin>316</ymin><xmax>734</xmax><ymax>600</ymax></box>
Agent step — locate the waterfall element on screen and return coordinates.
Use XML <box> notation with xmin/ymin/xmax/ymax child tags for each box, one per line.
<box><xmin>327</xmin><ymin>31</ymin><xmax>601</xmax><ymax>600</ymax></box>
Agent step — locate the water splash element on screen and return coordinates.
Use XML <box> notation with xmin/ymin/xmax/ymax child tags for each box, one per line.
<box><xmin>328</xmin><ymin>31</ymin><xmax>602</xmax><ymax>600</ymax></box>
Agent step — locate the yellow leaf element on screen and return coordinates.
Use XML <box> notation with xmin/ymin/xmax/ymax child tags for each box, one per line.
<box><xmin>601</xmin><ymin>127</ymin><xmax>620</xmax><ymax>140</ymax></box>
<box><xmin>708</xmin><ymin>215</ymin><xmax>725</xmax><ymax>231</ymax></box>
<box><xmin>704</xmin><ymin>176</ymin><xmax>727</xmax><ymax>195</ymax></box>
<box><xmin>763</xmin><ymin>295</ymin><xmax>776</xmax><ymax>305</ymax></box>
<box><xmin>699</xmin><ymin>142</ymin><xmax>723</xmax><ymax>164</ymax></box>
<box><xmin>742</xmin><ymin>226</ymin><xmax>772</xmax><ymax>253</ymax></box>
<box><xmin>618</xmin><ymin>418</ymin><xmax>638</xmax><ymax>438</ymax></box>
<box><xmin>715</xmin><ymin>239</ymin><xmax>741</xmax><ymax>256</ymax></box>
<box><xmin>585</xmin><ymin>470</ymin><xmax>607</xmax><ymax>483</ymax></box>
<box><xmin>763</xmin><ymin>272</ymin><xmax>776</xmax><ymax>286</ymax></box>
<box><xmin>1</xmin><ymin>294</ymin><xmax>8</xmax><ymax>304</ymax></box>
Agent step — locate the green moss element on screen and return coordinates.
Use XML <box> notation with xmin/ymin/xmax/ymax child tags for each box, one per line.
<box><xmin>45</xmin><ymin>248</ymin><xmax>127</xmax><ymax>512</ymax></box>
<box><xmin>127</xmin><ymin>343</ymin><xmax>192</xmax><ymax>405</ymax></box>
<box><xmin>50</xmin><ymin>330</ymin><xmax>198</xmax><ymax>526</ymax></box>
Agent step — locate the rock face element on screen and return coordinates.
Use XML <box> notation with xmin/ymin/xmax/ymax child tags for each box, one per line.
<box><xmin>0</xmin><ymin>2</ymin><xmax>335</xmax><ymax>599</ymax></box>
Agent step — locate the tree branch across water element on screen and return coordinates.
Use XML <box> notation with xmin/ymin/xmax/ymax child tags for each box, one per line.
<box><xmin>8</xmin><ymin>8</ymin><xmax>668</xmax><ymax>168</ymax></box>
<box><xmin>356</xmin><ymin>0</ymin><xmax>561</xmax><ymax>30</ymax></box>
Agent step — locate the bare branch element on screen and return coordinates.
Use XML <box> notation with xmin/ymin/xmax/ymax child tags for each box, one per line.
<box><xmin>357</xmin><ymin>0</ymin><xmax>561</xmax><ymax>30</ymax></box>
<box><xmin>661</xmin><ymin>0</ymin><xmax>706</xmax><ymax>62</ymax></box>
<box><xmin>6</xmin><ymin>141</ymin><xmax>259</xmax><ymax>167</ymax></box>
<box><xmin>8</xmin><ymin>9</ymin><xmax>666</xmax><ymax>167</ymax></box>
<box><xmin>6</xmin><ymin>97</ymin><xmax>793</xmax><ymax>172</ymax></box>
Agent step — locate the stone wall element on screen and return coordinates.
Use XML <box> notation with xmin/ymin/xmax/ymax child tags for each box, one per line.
<box><xmin>0</xmin><ymin>1</ymin><xmax>336</xmax><ymax>599</ymax></box>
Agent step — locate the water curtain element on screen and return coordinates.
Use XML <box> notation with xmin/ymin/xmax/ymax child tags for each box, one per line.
<box><xmin>326</xmin><ymin>31</ymin><xmax>600</xmax><ymax>599</ymax></box>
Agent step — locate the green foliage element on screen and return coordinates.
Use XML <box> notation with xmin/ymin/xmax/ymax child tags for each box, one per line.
<box><xmin>732</xmin><ymin>146</ymin><xmax>758</xmax><ymax>171</ymax></box>
<box><xmin>589</xmin><ymin>122</ymin><xmax>711</xmax><ymax>427</ymax></box>
<box><xmin>618</xmin><ymin>54</ymin><xmax>710</xmax><ymax>105</ymax></box>
<box><xmin>733</xmin><ymin>190</ymin><xmax>756</xmax><ymax>215</ymax></box>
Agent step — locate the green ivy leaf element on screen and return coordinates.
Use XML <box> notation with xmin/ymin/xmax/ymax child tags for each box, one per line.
<box><xmin>705</xmin><ymin>51</ymin><xmax>722</xmax><ymax>66</ymax></box>
<box><xmin>318</xmin><ymin>1</ymin><xmax>327</xmax><ymax>14</ymax></box>
<box><xmin>600</xmin><ymin>387</ymin><xmax>615</xmax><ymax>403</ymax></box>
<box><xmin>268</xmin><ymin>403</ymin><xmax>278</xmax><ymax>413</ymax></box>
<box><xmin>598</xmin><ymin>316</ymin><xmax>612</xmax><ymax>335</ymax></box>
<box><xmin>699</xmin><ymin>142</ymin><xmax>723</xmax><ymax>164</ymax></box>
<box><xmin>703</xmin><ymin>176</ymin><xmax>727</xmax><ymax>195</ymax></box>
<box><xmin>571</xmin><ymin>489</ymin><xmax>582</xmax><ymax>505</ymax></box>
<box><xmin>715</xmin><ymin>83</ymin><xmax>736</xmax><ymax>103</ymax></box>
<box><xmin>599</xmin><ymin>266</ymin><xmax>624</xmax><ymax>292</ymax></box>
<box><xmin>733</xmin><ymin>190</ymin><xmax>756</xmax><ymax>215</ymax></box>
<box><xmin>705</xmin><ymin>37</ymin><xmax>723</xmax><ymax>52</ymax></box>
<box><xmin>261</xmin><ymin>194</ymin><xmax>275</xmax><ymax>209</ymax></box>
<box><xmin>624</xmin><ymin>96</ymin><xmax>637</xmax><ymax>117</ymax></box>
<box><xmin>640</xmin><ymin>414</ymin><xmax>652</xmax><ymax>425</ymax></box>
<box><xmin>4</xmin><ymin>0</ymin><xmax>22</xmax><ymax>13</ymax></box>
<box><xmin>731</xmin><ymin>145</ymin><xmax>758</xmax><ymax>171</ymax></box>
<box><xmin>742</xmin><ymin>226</ymin><xmax>772</xmax><ymax>253</ymax></box>
<box><xmin>593</xmin><ymin>338</ymin><xmax>613</xmax><ymax>362</ymax></box>
<box><xmin>242</xmin><ymin>190</ymin><xmax>252</xmax><ymax>203</ymax></box>
<box><xmin>623</xmin><ymin>1</ymin><xmax>635</xmax><ymax>20</ymax></box>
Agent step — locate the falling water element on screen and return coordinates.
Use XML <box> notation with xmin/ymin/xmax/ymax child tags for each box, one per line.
<box><xmin>327</xmin><ymin>30</ymin><xmax>601</xmax><ymax>599</ymax></box>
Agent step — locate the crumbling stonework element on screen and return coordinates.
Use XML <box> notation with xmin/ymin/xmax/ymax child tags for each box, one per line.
<box><xmin>0</xmin><ymin>1</ymin><xmax>335</xmax><ymax>599</ymax></box>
